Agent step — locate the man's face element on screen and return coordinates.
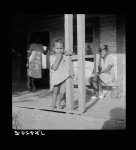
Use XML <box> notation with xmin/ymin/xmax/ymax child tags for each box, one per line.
<box><xmin>101</xmin><ymin>49</ymin><xmax>107</xmax><ymax>58</ymax></box>
<box><xmin>54</xmin><ymin>42</ymin><xmax>64</xmax><ymax>54</ymax></box>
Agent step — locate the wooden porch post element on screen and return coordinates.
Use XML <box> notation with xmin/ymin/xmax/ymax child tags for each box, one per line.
<box><xmin>93</xmin><ymin>17</ymin><xmax>100</xmax><ymax>77</ymax></box>
<box><xmin>65</xmin><ymin>14</ymin><xmax>74</xmax><ymax>111</ymax></box>
<box><xmin>77</xmin><ymin>14</ymin><xmax>86</xmax><ymax>113</ymax></box>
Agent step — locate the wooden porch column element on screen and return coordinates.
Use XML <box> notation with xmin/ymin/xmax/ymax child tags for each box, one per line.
<box><xmin>65</xmin><ymin>14</ymin><xmax>74</xmax><ymax>111</ymax></box>
<box><xmin>93</xmin><ymin>17</ymin><xmax>100</xmax><ymax>76</ymax></box>
<box><xmin>77</xmin><ymin>14</ymin><xmax>86</xmax><ymax>113</ymax></box>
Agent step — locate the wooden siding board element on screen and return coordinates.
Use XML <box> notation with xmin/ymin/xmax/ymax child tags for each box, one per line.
<box><xmin>100</xmin><ymin>15</ymin><xmax>116</xmax><ymax>53</ymax></box>
<box><xmin>116</xmin><ymin>15</ymin><xmax>126</xmax><ymax>94</ymax></box>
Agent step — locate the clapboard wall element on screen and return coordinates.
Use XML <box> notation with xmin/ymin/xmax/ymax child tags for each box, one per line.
<box><xmin>12</xmin><ymin>14</ymin><xmax>118</xmax><ymax>53</ymax></box>
<box><xmin>12</xmin><ymin>14</ymin><xmax>125</xmax><ymax>92</ymax></box>
<box><xmin>97</xmin><ymin>15</ymin><xmax>118</xmax><ymax>80</ymax></box>
<box><xmin>100</xmin><ymin>14</ymin><xmax>117</xmax><ymax>53</ymax></box>
<box><xmin>48</xmin><ymin>14</ymin><xmax>117</xmax><ymax>54</ymax></box>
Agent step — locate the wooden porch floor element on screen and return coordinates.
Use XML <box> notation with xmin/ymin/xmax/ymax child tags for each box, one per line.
<box><xmin>12</xmin><ymin>83</ymin><xmax>126</xmax><ymax>129</ymax></box>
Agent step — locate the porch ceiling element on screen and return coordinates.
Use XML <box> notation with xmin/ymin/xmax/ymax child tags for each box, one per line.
<box><xmin>12</xmin><ymin>14</ymin><xmax>64</xmax><ymax>31</ymax></box>
<box><xmin>12</xmin><ymin>14</ymin><xmax>103</xmax><ymax>31</ymax></box>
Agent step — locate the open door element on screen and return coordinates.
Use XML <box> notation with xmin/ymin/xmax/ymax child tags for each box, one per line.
<box><xmin>12</xmin><ymin>30</ymin><xmax>27</xmax><ymax>82</ymax></box>
<box><xmin>29</xmin><ymin>30</ymin><xmax>50</xmax><ymax>89</ymax></box>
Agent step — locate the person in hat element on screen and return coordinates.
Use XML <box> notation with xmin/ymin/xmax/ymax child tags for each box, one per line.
<box><xmin>89</xmin><ymin>45</ymin><xmax>115</xmax><ymax>99</ymax></box>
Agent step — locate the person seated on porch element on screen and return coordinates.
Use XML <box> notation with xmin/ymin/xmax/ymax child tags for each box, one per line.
<box><xmin>89</xmin><ymin>45</ymin><xmax>115</xmax><ymax>99</ymax></box>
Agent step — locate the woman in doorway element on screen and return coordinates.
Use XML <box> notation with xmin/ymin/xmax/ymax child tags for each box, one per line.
<box><xmin>27</xmin><ymin>37</ymin><xmax>48</xmax><ymax>91</ymax></box>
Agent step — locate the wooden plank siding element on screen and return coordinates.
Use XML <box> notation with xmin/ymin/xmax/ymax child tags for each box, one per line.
<box><xmin>12</xmin><ymin>14</ymin><xmax>64</xmax><ymax>30</ymax></box>
<box><xmin>100</xmin><ymin>15</ymin><xmax>117</xmax><ymax>53</ymax></box>
<box><xmin>12</xmin><ymin>14</ymin><xmax>125</xmax><ymax>92</ymax></box>
<box><xmin>116</xmin><ymin>14</ymin><xmax>126</xmax><ymax>95</ymax></box>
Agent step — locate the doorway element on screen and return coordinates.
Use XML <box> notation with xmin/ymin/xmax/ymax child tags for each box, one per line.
<box><xmin>29</xmin><ymin>30</ymin><xmax>50</xmax><ymax>89</ymax></box>
<box><xmin>12</xmin><ymin>30</ymin><xmax>28</xmax><ymax>82</ymax></box>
